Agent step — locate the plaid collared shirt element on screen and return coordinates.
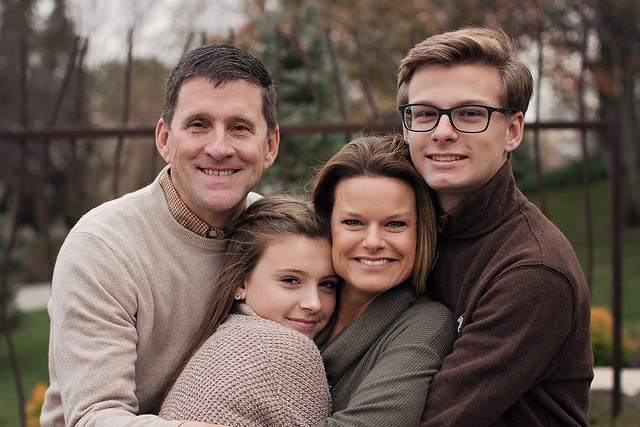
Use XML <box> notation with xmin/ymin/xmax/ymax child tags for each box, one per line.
<box><xmin>159</xmin><ymin>169</ymin><xmax>225</xmax><ymax>239</ymax></box>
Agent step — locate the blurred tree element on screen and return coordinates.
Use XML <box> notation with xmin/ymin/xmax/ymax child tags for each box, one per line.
<box><xmin>91</xmin><ymin>57</ymin><xmax>167</xmax><ymax>126</ymax></box>
<box><xmin>0</xmin><ymin>0</ymin><xmax>80</xmax><ymax>281</ymax></box>
<box><xmin>0</xmin><ymin>3</ymin><xmax>46</xmax><ymax>422</ymax></box>
<box><xmin>492</xmin><ymin>0</ymin><xmax>640</xmax><ymax>225</ymax></box>
<box><xmin>0</xmin><ymin>0</ymin><xmax>36</xmax><ymax>126</ymax></box>
<box><xmin>38</xmin><ymin>0</ymin><xmax>80</xmax><ymax>123</ymax></box>
<box><xmin>236</xmin><ymin>0</ymin><xmax>638</xmax><ymax>222</ymax></box>
<box><xmin>587</xmin><ymin>0</ymin><xmax>639</xmax><ymax>224</ymax></box>
<box><xmin>86</xmin><ymin>57</ymin><xmax>168</xmax><ymax>205</ymax></box>
<box><xmin>229</xmin><ymin>1</ymin><xmax>354</xmax><ymax>192</ymax></box>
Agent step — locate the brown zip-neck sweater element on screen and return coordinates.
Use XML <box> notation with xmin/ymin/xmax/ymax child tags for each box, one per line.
<box><xmin>421</xmin><ymin>160</ymin><xmax>593</xmax><ymax>427</ymax></box>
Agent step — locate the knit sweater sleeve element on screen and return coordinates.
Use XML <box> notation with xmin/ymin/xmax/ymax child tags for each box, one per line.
<box><xmin>421</xmin><ymin>266</ymin><xmax>578</xmax><ymax>426</ymax></box>
<box><xmin>42</xmin><ymin>230</ymin><xmax>183</xmax><ymax>427</ymax></box>
<box><xmin>41</xmin><ymin>178</ymin><xmax>229</xmax><ymax>427</ymax></box>
<box><xmin>160</xmin><ymin>310</ymin><xmax>331</xmax><ymax>426</ymax></box>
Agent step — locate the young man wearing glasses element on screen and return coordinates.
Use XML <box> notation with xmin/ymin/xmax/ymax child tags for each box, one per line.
<box><xmin>397</xmin><ymin>27</ymin><xmax>593</xmax><ymax>426</ymax></box>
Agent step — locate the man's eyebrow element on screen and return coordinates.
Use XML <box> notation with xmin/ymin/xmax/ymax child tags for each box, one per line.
<box><xmin>181</xmin><ymin>109</ymin><xmax>207</xmax><ymax>122</ymax></box>
<box><xmin>180</xmin><ymin>111</ymin><xmax>258</xmax><ymax>126</ymax></box>
<box><xmin>229</xmin><ymin>114</ymin><xmax>257</xmax><ymax>125</ymax></box>
<box><xmin>410</xmin><ymin>98</ymin><xmax>494</xmax><ymax>106</ymax></box>
<box><xmin>454</xmin><ymin>98</ymin><xmax>495</xmax><ymax>106</ymax></box>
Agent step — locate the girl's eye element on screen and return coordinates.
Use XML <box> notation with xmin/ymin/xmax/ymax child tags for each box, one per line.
<box><xmin>342</xmin><ymin>219</ymin><xmax>361</xmax><ymax>227</ymax></box>
<box><xmin>320</xmin><ymin>280</ymin><xmax>338</xmax><ymax>290</ymax></box>
<box><xmin>281</xmin><ymin>276</ymin><xmax>301</xmax><ymax>286</ymax></box>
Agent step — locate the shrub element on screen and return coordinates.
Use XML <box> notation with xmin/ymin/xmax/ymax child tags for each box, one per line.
<box><xmin>516</xmin><ymin>156</ymin><xmax>608</xmax><ymax>193</ymax></box>
<box><xmin>591</xmin><ymin>306</ymin><xmax>636</xmax><ymax>366</ymax></box>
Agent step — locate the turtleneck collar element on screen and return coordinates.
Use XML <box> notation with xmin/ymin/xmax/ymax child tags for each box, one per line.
<box><xmin>436</xmin><ymin>159</ymin><xmax>523</xmax><ymax>239</ymax></box>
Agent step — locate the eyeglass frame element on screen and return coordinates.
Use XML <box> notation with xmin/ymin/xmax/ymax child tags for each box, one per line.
<box><xmin>398</xmin><ymin>103</ymin><xmax>519</xmax><ymax>134</ymax></box>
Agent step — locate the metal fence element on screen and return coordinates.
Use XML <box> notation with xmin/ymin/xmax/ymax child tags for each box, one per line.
<box><xmin>0</xmin><ymin>118</ymin><xmax>626</xmax><ymax>419</ymax></box>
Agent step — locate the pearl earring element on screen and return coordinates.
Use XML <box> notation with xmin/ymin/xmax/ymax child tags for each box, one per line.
<box><xmin>234</xmin><ymin>292</ymin><xmax>243</xmax><ymax>301</ymax></box>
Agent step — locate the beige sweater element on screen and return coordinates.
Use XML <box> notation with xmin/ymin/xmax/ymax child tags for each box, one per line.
<box><xmin>160</xmin><ymin>304</ymin><xmax>331</xmax><ymax>426</ymax></box>
<box><xmin>41</xmin><ymin>167</ymin><xmax>260</xmax><ymax>426</ymax></box>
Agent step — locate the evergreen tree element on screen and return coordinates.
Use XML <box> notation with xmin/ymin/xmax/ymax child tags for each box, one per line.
<box><xmin>234</xmin><ymin>2</ymin><xmax>357</xmax><ymax>193</ymax></box>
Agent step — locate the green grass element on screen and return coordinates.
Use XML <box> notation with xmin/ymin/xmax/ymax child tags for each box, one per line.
<box><xmin>524</xmin><ymin>179</ymin><xmax>640</xmax><ymax>340</ymax></box>
<box><xmin>0</xmin><ymin>309</ymin><xmax>49</xmax><ymax>427</ymax></box>
<box><xmin>1</xmin><ymin>311</ymin><xmax>639</xmax><ymax>426</ymax></box>
<box><xmin>1</xmin><ymin>172</ymin><xmax>639</xmax><ymax>426</ymax></box>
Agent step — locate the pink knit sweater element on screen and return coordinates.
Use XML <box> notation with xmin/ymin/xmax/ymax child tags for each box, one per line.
<box><xmin>159</xmin><ymin>304</ymin><xmax>331</xmax><ymax>426</ymax></box>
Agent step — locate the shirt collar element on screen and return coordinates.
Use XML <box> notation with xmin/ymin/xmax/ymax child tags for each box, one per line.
<box><xmin>438</xmin><ymin>159</ymin><xmax>520</xmax><ymax>238</ymax></box>
<box><xmin>159</xmin><ymin>168</ymin><xmax>226</xmax><ymax>239</ymax></box>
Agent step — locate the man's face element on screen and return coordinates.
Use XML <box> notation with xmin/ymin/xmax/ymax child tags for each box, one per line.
<box><xmin>403</xmin><ymin>64</ymin><xmax>523</xmax><ymax>212</ymax></box>
<box><xmin>156</xmin><ymin>77</ymin><xmax>279</xmax><ymax>229</ymax></box>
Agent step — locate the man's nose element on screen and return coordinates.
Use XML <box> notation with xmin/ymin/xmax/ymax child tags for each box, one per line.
<box><xmin>431</xmin><ymin>113</ymin><xmax>458</xmax><ymax>143</ymax></box>
<box><xmin>204</xmin><ymin>130</ymin><xmax>235</xmax><ymax>159</ymax></box>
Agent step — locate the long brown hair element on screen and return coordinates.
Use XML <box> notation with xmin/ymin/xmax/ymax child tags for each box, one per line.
<box><xmin>311</xmin><ymin>134</ymin><xmax>437</xmax><ymax>295</ymax></box>
<box><xmin>157</xmin><ymin>193</ymin><xmax>331</xmax><ymax>410</ymax></box>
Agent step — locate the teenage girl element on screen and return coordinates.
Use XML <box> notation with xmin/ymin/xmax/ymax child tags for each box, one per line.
<box><xmin>159</xmin><ymin>194</ymin><xmax>338</xmax><ymax>427</ymax></box>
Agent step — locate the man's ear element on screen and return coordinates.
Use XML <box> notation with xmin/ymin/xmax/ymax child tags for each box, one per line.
<box><xmin>155</xmin><ymin>118</ymin><xmax>171</xmax><ymax>163</ymax></box>
<box><xmin>262</xmin><ymin>127</ymin><xmax>280</xmax><ymax>170</ymax></box>
<box><xmin>505</xmin><ymin>111</ymin><xmax>524</xmax><ymax>154</ymax></box>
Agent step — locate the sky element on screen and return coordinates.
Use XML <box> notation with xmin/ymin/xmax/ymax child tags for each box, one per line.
<box><xmin>55</xmin><ymin>0</ymin><xmax>247</xmax><ymax>67</ymax></box>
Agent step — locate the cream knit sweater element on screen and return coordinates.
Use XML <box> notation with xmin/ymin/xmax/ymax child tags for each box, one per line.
<box><xmin>160</xmin><ymin>304</ymin><xmax>331</xmax><ymax>426</ymax></box>
<box><xmin>41</xmin><ymin>168</ymin><xmax>261</xmax><ymax>426</ymax></box>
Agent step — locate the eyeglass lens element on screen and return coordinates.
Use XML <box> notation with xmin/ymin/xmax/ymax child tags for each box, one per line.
<box><xmin>404</xmin><ymin>105</ymin><xmax>491</xmax><ymax>133</ymax></box>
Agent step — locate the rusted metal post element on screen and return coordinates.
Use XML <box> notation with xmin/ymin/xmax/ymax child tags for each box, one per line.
<box><xmin>611</xmin><ymin>125</ymin><xmax>623</xmax><ymax>418</ymax></box>
<box><xmin>114</xmin><ymin>27</ymin><xmax>134</xmax><ymax>198</ymax></box>
<box><xmin>533</xmin><ymin>29</ymin><xmax>547</xmax><ymax>216</ymax></box>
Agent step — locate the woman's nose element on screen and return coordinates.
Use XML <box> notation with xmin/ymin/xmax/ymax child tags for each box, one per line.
<box><xmin>363</xmin><ymin>226</ymin><xmax>385</xmax><ymax>250</ymax></box>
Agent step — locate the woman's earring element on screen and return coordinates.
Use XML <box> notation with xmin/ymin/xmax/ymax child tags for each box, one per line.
<box><xmin>234</xmin><ymin>292</ymin><xmax>243</xmax><ymax>301</ymax></box>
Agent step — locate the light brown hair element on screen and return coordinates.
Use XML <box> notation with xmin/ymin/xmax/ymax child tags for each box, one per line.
<box><xmin>311</xmin><ymin>134</ymin><xmax>437</xmax><ymax>295</ymax></box>
<box><xmin>158</xmin><ymin>194</ymin><xmax>331</xmax><ymax>409</ymax></box>
<box><xmin>397</xmin><ymin>26</ymin><xmax>533</xmax><ymax>113</ymax></box>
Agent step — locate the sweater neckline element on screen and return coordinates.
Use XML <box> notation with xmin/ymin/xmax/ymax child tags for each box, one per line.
<box><xmin>438</xmin><ymin>159</ymin><xmax>522</xmax><ymax>239</ymax></box>
<box><xmin>318</xmin><ymin>282</ymin><xmax>416</xmax><ymax>385</ymax></box>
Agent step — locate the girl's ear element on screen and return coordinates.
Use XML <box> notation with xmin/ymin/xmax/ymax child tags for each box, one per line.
<box><xmin>235</xmin><ymin>283</ymin><xmax>246</xmax><ymax>300</ymax></box>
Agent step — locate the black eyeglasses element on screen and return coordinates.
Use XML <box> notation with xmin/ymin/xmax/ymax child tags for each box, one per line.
<box><xmin>398</xmin><ymin>103</ymin><xmax>518</xmax><ymax>133</ymax></box>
